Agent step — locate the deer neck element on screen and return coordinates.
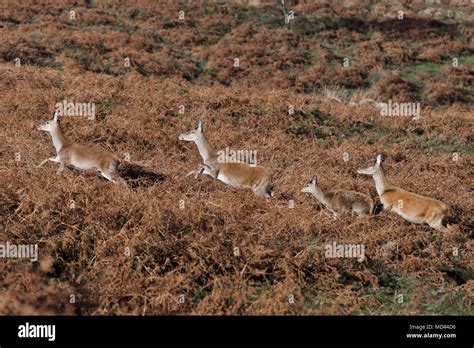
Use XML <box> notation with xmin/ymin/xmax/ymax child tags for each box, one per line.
<box><xmin>373</xmin><ymin>167</ymin><xmax>391</xmax><ymax>195</ymax></box>
<box><xmin>50</xmin><ymin>124</ymin><xmax>67</xmax><ymax>154</ymax></box>
<box><xmin>196</xmin><ymin>133</ymin><xmax>217</xmax><ymax>164</ymax></box>
<box><xmin>312</xmin><ymin>186</ymin><xmax>331</xmax><ymax>207</ymax></box>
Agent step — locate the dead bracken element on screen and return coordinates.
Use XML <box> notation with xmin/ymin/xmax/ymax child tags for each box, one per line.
<box><xmin>0</xmin><ymin>0</ymin><xmax>472</xmax><ymax>315</ymax></box>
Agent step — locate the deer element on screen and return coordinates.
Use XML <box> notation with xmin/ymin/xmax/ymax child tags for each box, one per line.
<box><xmin>37</xmin><ymin>110</ymin><xmax>126</xmax><ymax>186</ymax></box>
<box><xmin>301</xmin><ymin>176</ymin><xmax>374</xmax><ymax>217</ymax></box>
<box><xmin>178</xmin><ymin>120</ymin><xmax>274</xmax><ymax>198</ymax></box>
<box><xmin>357</xmin><ymin>154</ymin><xmax>449</xmax><ymax>231</ymax></box>
<box><xmin>280</xmin><ymin>0</ymin><xmax>294</xmax><ymax>30</ymax></box>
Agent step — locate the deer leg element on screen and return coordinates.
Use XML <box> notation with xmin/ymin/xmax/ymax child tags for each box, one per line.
<box><xmin>187</xmin><ymin>164</ymin><xmax>218</xmax><ymax>180</ymax></box>
<box><xmin>108</xmin><ymin>170</ymin><xmax>127</xmax><ymax>187</ymax></box>
<box><xmin>328</xmin><ymin>208</ymin><xmax>339</xmax><ymax>220</ymax></box>
<box><xmin>429</xmin><ymin>219</ymin><xmax>447</xmax><ymax>232</ymax></box>
<box><xmin>56</xmin><ymin>161</ymin><xmax>65</xmax><ymax>174</ymax></box>
<box><xmin>186</xmin><ymin>166</ymin><xmax>204</xmax><ymax>179</ymax></box>
<box><xmin>200</xmin><ymin>164</ymin><xmax>219</xmax><ymax>179</ymax></box>
<box><xmin>111</xmin><ymin>175</ymin><xmax>127</xmax><ymax>187</ymax></box>
<box><xmin>100</xmin><ymin>171</ymin><xmax>113</xmax><ymax>181</ymax></box>
<box><xmin>38</xmin><ymin>158</ymin><xmax>49</xmax><ymax>167</ymax></box>
<box><xmin>39</xmin><ymin>156</ymin><xmax>60</xmax><ymax>167</ymax></box>
<box><xmin>116</xmin><ymin>177</ymin><xmax>128</xmax><ymax>187</ymax></box>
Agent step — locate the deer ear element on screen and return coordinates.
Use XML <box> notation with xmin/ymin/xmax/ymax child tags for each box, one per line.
<box><xmin>197</xmin><ymin>120</ymin><xmax>203</xmax><ymax>131</ymax></box>
<box><xmin>53</xmin><ymin>109</ymin><xmax>60</xmax><ymax>121</ymax></box>
<box><xmin>311</xmin><ymin>176</ymin><xmax>317</xmax><ymax>184</ymax></box>
<box><xmin>376</xmin><ymin>154</ymin><xmax>382</xmax><ymax>165</ymax></box>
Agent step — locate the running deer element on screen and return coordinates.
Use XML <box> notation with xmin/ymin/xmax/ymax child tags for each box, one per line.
<box><xmin>301</xmin><ymin>176</ymin><xmax>373</xmax><ymax>216</ymax></box>
<box><xmin>357</xmin><ymin>154</ymin><xmax>449</xmax><ymax>231</ymax></box>
<box><xmin>178</xmin><ymin>120</ymin><xmax>274</xmax><ymax>198</ymax></box>
<box><xmin>37</xmin><ymin>110</ymin><xmax>126</xmax><ymax>186</ymax></box>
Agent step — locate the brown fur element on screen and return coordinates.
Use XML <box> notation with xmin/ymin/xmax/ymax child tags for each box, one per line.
<box><xmin>381</xmin><ymin>188</ymin><xmax>448</xmax><ymax>228</ymax></box>
<box><xmin>216</xmin><ymin>163</ymin><xmax>273</xmax><ymax>197</ymax></box>
<box><xmin>327</xmin><ymin>190</ymin><xmax>374</xmax><ymax>216</ymax></box>
<box><xmin>59</xmin><ymin>143</ymin><xmax>118</xmax><ymax>171</ymax></box>
<box><xmin>180</xmin><ymin>121</ymin><xmax>273</xmax><ymax>197</ymax></box>
<box><xmin>38</xmin><ymin>117</ymin><xmax>126</xmax><ymax>186</ymax></box>
<box><xmin>357</xmin><ymin>155</ymin><xmax>450</xmax><ymax>231</ymax></box>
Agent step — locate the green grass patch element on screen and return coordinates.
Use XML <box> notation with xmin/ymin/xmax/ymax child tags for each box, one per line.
<box><xmin>412</xmin><ymin>135</ymin><xmax>474</xmax><ymax>154</ymax></box>
<box><xmin>252</xmin><ymin>108</ymin><xmax>265</xmax><ymax>116</ymax></box>
<box><xmin>128</xmin><ymin>7</ymin><xmax>149</xmax><ymax>20</ymax></box>
<box><xmin>94</xmin><ymin>97</ymin><xmax>122</xmax><ymax>120</ymax></box>
<box><xmin>459</xmin><ymin>54</ymin><xmax>474</xmax><ymax>66</ymax></box>
<box><xmin>420</xmin><ymin>289</ymin><xmax>473</xmax><ymax>315</ymax></box>
<box><xmin>0</xmin><ymin>38</ymin><xmax>63</xmax><ymax>70</ymax></box>
<box><xmin>357</xmin><ymin>280</ymin><xmax>412</xmax><ymax>314</ymax></box>
<box><xmin>401</xmin><ymin>61</ymin><xmax>445</xmax><ymax>82</ymax></box>
<box><xmin>356</xmin><ymin>270</ymin><xmax>414</xmax><ymax>315</ymax></box>
<box><xmin>227</xmin><ymin>4</ymin><xmax>283</xmax><ymax>29</ymax></box>
<box><xmin>288</xmin><ymin>111</ymin><xmax>397</xmax><ymax>148</ymax></box>
<box><xmin>300</xmin><ymin>48</ymin><xmax>316</xmax><ymax>69</ymax></box>
<box><xmin>308</xmin><ymin>108</ymin><xmax>333</xmax><ymax>123</ymax></box>
<box><xmin>293</xmin><ymin>16</ymin><xmax>323</xmax><ymax>37</ymax></box>
<box><xmin>320</xmin><ymin>43</ymin><xmax>351</xmax><ymax>60</ymax></box>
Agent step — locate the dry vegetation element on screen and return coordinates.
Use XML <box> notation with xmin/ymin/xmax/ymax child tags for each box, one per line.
<box><xmin>0</xmin><ymin>0</ymin><xmax>473</xmax><ymax>315</ymax></box>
